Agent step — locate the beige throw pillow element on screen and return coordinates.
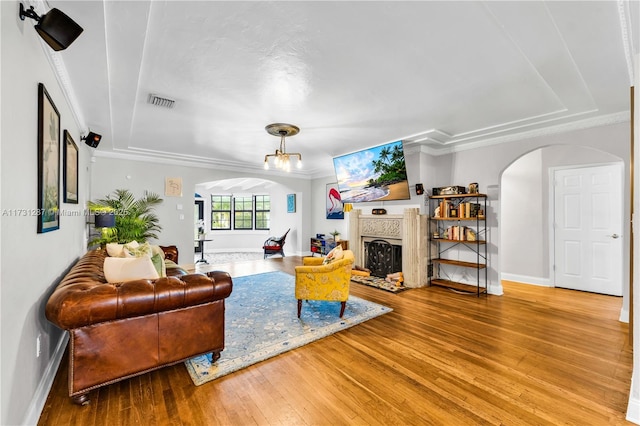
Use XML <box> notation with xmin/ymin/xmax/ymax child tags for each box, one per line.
<box><xmin>104</xmin><ymin>256</ymin><xmax>160</xmax><ymax>283</ymax></box>
<box><xmin>323</xmin><ymin>245</ymin><xmax>344</xmax><ymax>265</ymax></box>
<box><xmin>106</xmin><ymin>243</ymin><xmax>125</xmax><ymax>257</ymax></box>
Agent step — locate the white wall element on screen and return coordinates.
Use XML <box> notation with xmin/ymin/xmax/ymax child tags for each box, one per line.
<box><xmin>448</xmin><ymin>121</ymin><xmax>630</xmax><ymax>296</ymax></box>
<box><xmin>1</xmin><ymin>2</ymin><xmax>89</xmax><ymax>424</ymax></box>
<box><xmin>501</xmin><ymin>146</ymin><xmax>623</xmax><ymax>286</ymax></box>
<box><xmin>501</xmin><ymin>150</ymin><xmax>544</xmax><ymax>281</ymax></box>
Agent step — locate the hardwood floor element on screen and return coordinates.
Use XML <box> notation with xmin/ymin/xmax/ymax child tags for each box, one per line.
<box><xmin>38</xmin><ymin>258</ymin><xmax>633</xmax><ymax>425</ymax></box>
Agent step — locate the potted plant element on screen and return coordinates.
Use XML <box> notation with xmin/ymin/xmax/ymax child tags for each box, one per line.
<box><xmin>87</xmin><ymin>189</ymin><xmax>163</xmax><ymax>247</ymax></box>
<box><xmin>330</xmin><ymin>230</ymin><xmax>341</xmax><ymax>242</ymax></box>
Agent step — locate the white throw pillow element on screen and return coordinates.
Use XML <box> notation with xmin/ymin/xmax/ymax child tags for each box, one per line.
<box><xmin>106</xmin><ymin>243</ymin><xmax>125</xmax><ymax>257</ymax></box>
<box><xmin>104</xmin><ymin>256</ymin><xmax>160</xmax><ymax>283</ymax></box>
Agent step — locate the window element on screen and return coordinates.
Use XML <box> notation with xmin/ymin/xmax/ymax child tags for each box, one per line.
<box><xmin>210</xmin><ymin>195</ymin><xmax>231</xmax><ymax>230</ymax></box>
<box><xmin>234</xmin><ymin>196</ymin><xmax>253</xmax><ymax>230</ymax></box>
<box><xmin>210</xmin><ymin>194</ymin><xmax>270</xmax><ymax>230</ymax></box>
<box><xmin>255</xmin><ymin>195</ymin><xmax>270</xmax><ymax>230</ymax></box>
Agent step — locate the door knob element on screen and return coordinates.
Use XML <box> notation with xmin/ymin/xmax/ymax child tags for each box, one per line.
<box><xmin>611</xmin><ymin>234</ymin><xmax>620</xmax><ymax>239</ymax></box>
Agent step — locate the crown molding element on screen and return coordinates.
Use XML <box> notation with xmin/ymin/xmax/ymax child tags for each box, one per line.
<box><xmin>618</xmin><ymin>0</ymin><xmax>637</xmax><ymax>86</ymax></box>
<box><xmin>432</xmin><ymin>110</ymin><xmax>630</xmax><ymax>155</ymax></box>
<box><xmin>92</xmin><ymin>148</ymin><xmax>314</xmax><ymax>179</ymax></box>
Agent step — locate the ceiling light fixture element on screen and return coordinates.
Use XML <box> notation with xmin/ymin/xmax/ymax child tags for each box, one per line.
<box><xmin>19</xmin><ymin>3</ymin><xmax>83</xmax><ymax>51</ymax></box>
<box><xmin>263</xmin><ymin>123</ymin><xmax>302</xmax><ymax>172</ymax></box>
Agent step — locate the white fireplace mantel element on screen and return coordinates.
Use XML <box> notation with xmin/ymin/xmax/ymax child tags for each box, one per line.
<box><xmin>348</xmin><ymin>208</ymin><xmax>428</xmax><ymax>288</ymax></box>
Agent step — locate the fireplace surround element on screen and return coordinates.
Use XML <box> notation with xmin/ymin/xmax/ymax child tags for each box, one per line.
<box><xmin>348</xmin><ymin>208</ymin><xmax>427</xmax><ymax>288</ymax></box>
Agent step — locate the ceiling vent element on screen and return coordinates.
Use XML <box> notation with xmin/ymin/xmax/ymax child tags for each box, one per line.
<box><xmin>148</xmin><ymin>93</ymin><xmax>175</xmax><ymax>109</ymax></box>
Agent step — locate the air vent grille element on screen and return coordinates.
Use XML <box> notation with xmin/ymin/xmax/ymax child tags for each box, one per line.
<box><xmin>148</xmin><ymin>93</ymin><xmax>175</xmax><ymax>109</ymax></box>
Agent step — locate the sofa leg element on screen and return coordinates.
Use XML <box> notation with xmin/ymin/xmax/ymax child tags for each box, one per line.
<box><xmin>297</xmin><ymin>299</ymin><xmax>302</xmax><ymax>318</ymax></box>
<box><xmin>211</xmin><ymin>351</ymin><xmax>221</xmax><ymax>363</ymax></box>
<box><xmin>339</xmin><ymin>301</ymin><xmax>346</xmax><ymax>318</ymax></box>
<box><xmin>72</xmin><ymin>393</ymin><xmax>90</xmax><ymax>406</ymax></box>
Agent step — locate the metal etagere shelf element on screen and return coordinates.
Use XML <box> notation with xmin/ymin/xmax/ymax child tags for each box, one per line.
<box><xmin>428</xmin><ymin>193</ymin><xmax>488</xmax><ymax>296</ymax></box>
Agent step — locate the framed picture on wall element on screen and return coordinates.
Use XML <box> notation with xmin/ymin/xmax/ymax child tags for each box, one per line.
<box><xmin>63</xmin><ymin>130</ymin><xmax>78</xmax><ymax>204</ymax></box>
<box><xmin>287</xmin><ymin>194</ymin><xmax>296</xmax><ymax>213</ymax></box>
<box><xmin>37</xmin><ymin>83</ymin><xmax>60</xmax><ymax>233</ymax></box>
<box><xmin>326</xmin><ymin>183</ymin><xmax>344</xmax><ymax>219</ymax></box>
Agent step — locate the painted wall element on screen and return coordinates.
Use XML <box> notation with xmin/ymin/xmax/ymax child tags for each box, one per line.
<box><xmin>501</xmin><ymin>150</ymin><xmax>544</xmax><ymax>281</ymax></box>
<box><xmin>501</xmin><ymin>146</ymin><xmax>623</xmax><ymax>285</ymax></box>
<box><xmin>1</xmin><ymin>2</ymin><xmax>89</xmax><ymax>424</ymax></box>
<box><xmin>447</xmin><ymin>120</ymin><xmax>630</xmax><ymax>297</ymax></box>
<box><xmin>90</xmin><ymin>157</ymin><xmax>312</xmax><ymax>261</ymax></box>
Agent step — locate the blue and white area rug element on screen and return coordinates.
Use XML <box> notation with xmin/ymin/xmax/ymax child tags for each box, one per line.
<box><xmin>185</xmin><ymin>271</ymin><xmax>392</xmax><ymax>386</ymax></box>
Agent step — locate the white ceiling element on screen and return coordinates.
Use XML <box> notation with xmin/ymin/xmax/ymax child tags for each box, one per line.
<box><xmin>47</xmin><ymin>1</ymin><xmax>638</xmax><ymax>178</ymax></box>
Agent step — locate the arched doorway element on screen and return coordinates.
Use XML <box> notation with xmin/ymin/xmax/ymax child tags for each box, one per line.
<box><xmin>499</xmin><ymin>145</ymin><xmax>628</xmax><ymax>317</ymax></box>
<box><xmin>193</xmin><ymin>177</ymin><xmax>302</xmax><ymax>262</ymax></box>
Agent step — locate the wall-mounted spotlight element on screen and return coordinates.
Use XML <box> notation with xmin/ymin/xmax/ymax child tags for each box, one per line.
<box><xmin>19</xmin><ymin>3</ymin><xmax>83</xmax><ymax>51</ymax></box>
<box><xmin>82</xmin><ymin>132</ymin><xmax>102</xmax><ymax>148</ymax></box>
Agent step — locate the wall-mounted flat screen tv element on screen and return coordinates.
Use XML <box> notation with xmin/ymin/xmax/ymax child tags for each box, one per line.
<box><xmin>333</xmin><ymin>140</ymin><xmax>411</xmax><ymax>203</ymax></box>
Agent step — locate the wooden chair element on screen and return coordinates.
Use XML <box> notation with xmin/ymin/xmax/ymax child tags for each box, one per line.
<box><xmin>262</xmin><ymin>228</ymin><xmax>290</xmax><ymax>259</ymax></box>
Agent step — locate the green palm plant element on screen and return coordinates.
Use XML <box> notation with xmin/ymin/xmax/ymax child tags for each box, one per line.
<box><xmin>88</xmin><ymin>189</ymin><xmax>163</xmax><ymax>246</ymax></box>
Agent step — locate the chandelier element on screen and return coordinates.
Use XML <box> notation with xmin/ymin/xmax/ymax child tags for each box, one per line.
<box><xmin>263</xmin><ymin>123</ymin><xmax>302</xmax><ymax>172</ymax></box>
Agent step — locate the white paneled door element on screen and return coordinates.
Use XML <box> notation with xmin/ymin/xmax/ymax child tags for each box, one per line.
<box><xmin>553</xmin><ymin>164</ymin><xmax>623</xmax><ymax>296</ymax></box>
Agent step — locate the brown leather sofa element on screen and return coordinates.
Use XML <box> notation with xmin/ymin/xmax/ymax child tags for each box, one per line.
<box><xmin>45</xmin><ymin>247</ymin><xmax>233</xmax><ymax>405</ymax></box>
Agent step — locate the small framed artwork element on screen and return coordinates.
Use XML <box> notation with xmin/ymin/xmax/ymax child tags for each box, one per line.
<box><xmin>63</xmin><ymin>130</ymin><xmax>78</xmax><ymax>204</ymax></box>
<box><xmin>287</xmin><ymin>194</ymin><xmax>296</xmax><ymax>213</ymax></box>
<box><xmin>165</xmin><ymin>177</ymin><xmax>183</xmax><ymax>197</ymax></box>
<box><xmin>326</xmin><ymin>183</ymin><xmax>344</xmax><ymax>219</ymax></box>
<box><xmin>37</xmin><ymin>83</ymin><xmax>60</xmax><ymax>233</ymax></box>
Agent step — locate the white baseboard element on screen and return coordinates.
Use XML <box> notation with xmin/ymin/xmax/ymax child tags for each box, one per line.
<box><xmin>628</xmin><ymin>372</ymin><xmax>640</xmax><ymax>424</ymax></box>
<box><xmin>488</xmin><ymin>282</ymin><xmax>504</xmax><ymax>295</ymax></box>
<box><xmin>501</xmin><ymin>273</ymin><xmax>551</xmax><ymax>287</ymax></box>
<box><xmin>620</xmin><ymin>307</ymin><xmax>630</xmax><ymax>323</ymax></box>
<box><xmin>23</xmin><ymin>333</ymin><xmax>68</xmax><ymax>426</ymax></box>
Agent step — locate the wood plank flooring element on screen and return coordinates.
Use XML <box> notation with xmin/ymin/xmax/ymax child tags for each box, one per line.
<box><xmin>38</xmin><ymin>258</ymin><xmax>633</xmax><ymax>425</ymax></box>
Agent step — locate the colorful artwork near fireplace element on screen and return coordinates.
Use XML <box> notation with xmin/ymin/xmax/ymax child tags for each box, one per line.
<box><xmin>326</xmin><ymin>183</ymin><xmax>344</xmax><ymax>219</ymax></box>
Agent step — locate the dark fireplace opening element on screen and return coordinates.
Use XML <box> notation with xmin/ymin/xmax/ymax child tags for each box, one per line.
<box><xmin>364</xmin><ymin>239</ymin><xmax>402</xmax><ymax>278</ymax></box>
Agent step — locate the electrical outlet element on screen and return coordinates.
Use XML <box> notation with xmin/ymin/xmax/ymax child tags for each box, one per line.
<box><xmin>36</xmin><ymin>334</ymin><xmax>41</xmax><ymax>358</ymax></box>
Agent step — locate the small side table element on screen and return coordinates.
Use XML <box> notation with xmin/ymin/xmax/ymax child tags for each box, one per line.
<box><xmin>195</xmin><ymin>239</ymin><xmax>212</xmax><ymax>264</ymax></box>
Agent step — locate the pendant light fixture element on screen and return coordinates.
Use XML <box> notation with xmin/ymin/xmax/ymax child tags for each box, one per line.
<box><xmin>263</xmin><ymin>123</ymin><xmax>302</xmax><ymax>172</ymax></box>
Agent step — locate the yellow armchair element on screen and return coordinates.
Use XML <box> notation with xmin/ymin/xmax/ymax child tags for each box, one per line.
<box><xmin>295</xmin><ymin>250</ymin><xmax>355</xmax><ymax>318</ymax></box>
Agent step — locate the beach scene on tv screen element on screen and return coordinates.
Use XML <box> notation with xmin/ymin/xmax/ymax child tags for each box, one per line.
<box><xmin>333</xmin><ymin>140</ymin><xmax>411</xmax><ymax>203</ymax></box>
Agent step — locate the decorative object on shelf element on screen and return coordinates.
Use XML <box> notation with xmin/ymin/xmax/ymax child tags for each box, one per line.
<box><xmin>326</xmin><ymin>183</ymin><xmax>344</xmax><ymax>219</ymax></box>
<box><xmin>432</xmin><ymin>186</ymin><xmax>467</xmax><ymax>196</ymax></box>
<box><xmin>165</xmin><ymin>177</ymin><xmax>182</xmax><ymax>197</ymax></box>
<box><xmin>468</xmin><ymin>182</ymin><xmax>479</xmax><ymax>194</ymax></box>
<box><xmin>263</xmin><ymin>123</ymin><xmax>302</xmax><ymax>171</ymax></box>
<box><xmin>87</xmin><ymin>189</ymin><xmax>163</xmax><ymax>246</ymax></box>
<box><xmin>196</xmin><ymin>219</ymin><xmax>205</xmax><ymax>238</ymax></box>
<box><xmin>37</xmin><ymin>83</ymin><xmax>60</xmax><ymax>233</ymax></box>
<box><xmin>287</xmin><ymin>193</ymin><xmax>296</xmax><ymax>213</ymax></box>
<box><xmin>19</xmin><ymin>3</ymin><xmax>83</xmax><ymax>51</ymax></box>
<box><xmin>330</xmin><ymin>230</ymin><xmax>341</xmax><ymax>242</ymax></box>
<box><xmin>372</xmin><ymin>208</ymin><xmax>387</xmax><ymax>215</ymax></box>
<box><xmin>63</xmin><ymin>130</ymin><xmax>78</xmax><ymax>204</ymax></box>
